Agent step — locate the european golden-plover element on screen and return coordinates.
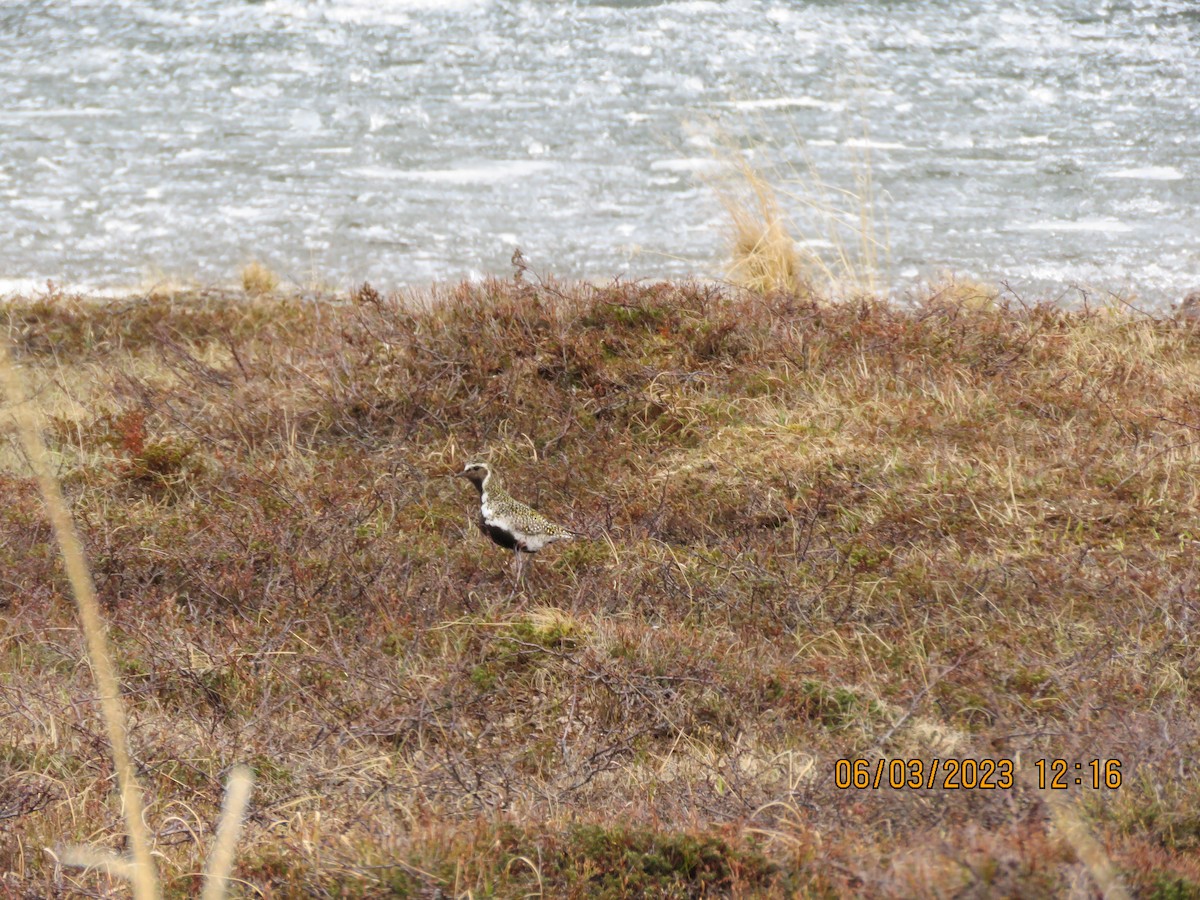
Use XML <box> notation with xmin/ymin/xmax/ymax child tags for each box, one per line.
<box><xmin>459</xmin><ymin>462</ymin><xmax>579</xmax><ymax>583</ymax></box>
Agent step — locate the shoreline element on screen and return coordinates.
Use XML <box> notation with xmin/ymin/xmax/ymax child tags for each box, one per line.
<box><xmin>2</xmin><ymin>270</ymin><xmax>1195</xmax><ymax>315</ymax></box>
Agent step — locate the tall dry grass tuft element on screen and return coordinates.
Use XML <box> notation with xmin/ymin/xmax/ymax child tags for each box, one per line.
<box><xmin>0</xmin><ymin>339</ymin><xmax>253</xmax><ymax>899</ymax></box>
<box><xmin>241</xmin><ymin>260</ymin><xmax>280</xmax><ymax>296</ymax></box>
<box><xmin>718</xmin><ymin>155</ymin><xmax>803</xmax><ymax>295</ymax></box>
<box><xmin>707</xmin><ymin>124</ymin><xmax>886</xmax><ymax>298</ymax></box>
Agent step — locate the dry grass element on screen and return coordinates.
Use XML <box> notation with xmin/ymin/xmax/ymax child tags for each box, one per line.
<box><xmin>1</xmin><ymin>325</ymin><xmax>254</xmax><ymax>898</ymax></box>
<box><xmin>710</xmin><ymin>136</ymin><xmax>885</xmax><ymax>300</ymax></box>
<box><xmin>240</xmin><ymin>261</ymin><xmax>280</xmax><ymax>297</ymax></box>
<box><xmin>0</xmin><ymin>341</ymin><xmax>159</xmax><ymax>897</ymax></box>
<box><xmin>3</xmin><ymin>277</ymin><xmax>1200</xmax><ymax>897</ymax></box>
<box><xmin>717</xmin><ymin>156</ymin><xmax>804</xmax><ymax>296</ymax></box>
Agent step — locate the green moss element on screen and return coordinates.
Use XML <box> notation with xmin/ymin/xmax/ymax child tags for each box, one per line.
<box><xmin>470</xmin><ymin>664</ymin><xmax>497</xmax><ymax>691</ymax></box>
<box><xmin>583</xmin><ymin>300</ymin><xmax>672</xmax><ymax>332</ymax></box>
<box><xmin>552</xmin><ymin>824</ymin><xmax>784</xmax><ymax>898</ymax></box>
<box><xmin>248</xmin><ymin>755</ymin><xmax>295</xmax><ymax>788</ymax></box>
<box><xmin>383</xmin><ymin>868</ymin><xmax>422</xmax><ymax>897</ymax></box>
<box><xmin>1147</xmin><ymin>875</ymin><xmax>1200</xmax><ymax>900</ymax></box>
<box><xmin>797</xmin><ymin>680</ymin><xmax>881</xmax><ymax>730</ymax></box>
<box><xmin>380</xmin><ymin>632</ymin><xmax>407</xmax><ymax>658</ymax></box>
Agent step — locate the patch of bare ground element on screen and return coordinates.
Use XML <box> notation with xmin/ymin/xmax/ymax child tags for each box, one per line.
<box><xmin>3</xmin><ymin>278</ymin><xmax>1200</xmax><ymax>897</ymax></box>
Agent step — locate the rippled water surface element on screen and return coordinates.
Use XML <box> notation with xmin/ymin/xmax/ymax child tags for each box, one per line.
<box><xmin>1</xmin><ymin>0</ymin><xmax>1196</xmax><ymax>302</ymax></box>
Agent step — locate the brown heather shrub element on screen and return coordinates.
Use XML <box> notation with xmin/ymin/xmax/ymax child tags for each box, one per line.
<box><xmin>3</xmin><ymin>277</ymin><xmax>1200</xmax><ymax>896</ymax></box>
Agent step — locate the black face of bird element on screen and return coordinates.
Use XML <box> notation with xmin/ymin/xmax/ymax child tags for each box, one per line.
<box><xmin>460</xmin><ymin>462</ymin><xmax>490</xmax><ymax>488</ymax></box>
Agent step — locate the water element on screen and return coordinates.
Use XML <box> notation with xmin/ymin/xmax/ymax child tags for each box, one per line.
<box><xmin>1</xmin><ymin>0</ymin><xmax>1196</xmax><ymax>304</ymax></box>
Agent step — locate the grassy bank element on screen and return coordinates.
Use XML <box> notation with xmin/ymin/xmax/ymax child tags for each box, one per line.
<box><xmin>3</xmin><ymin>277</ymin><xmax>1200</xmax><ymax>897</ymax></box>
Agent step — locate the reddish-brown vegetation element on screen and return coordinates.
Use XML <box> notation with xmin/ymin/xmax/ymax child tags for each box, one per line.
<box><xmin>3</xmin><ymin>277</ymin><xmax>1200</xmax><ymax>897</ymax></box>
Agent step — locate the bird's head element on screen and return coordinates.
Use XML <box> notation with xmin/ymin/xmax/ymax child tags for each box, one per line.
<box><xmin>459</xmin><ymin>461</ymin><xmax>492</xmax><ymax>491</ymax></box>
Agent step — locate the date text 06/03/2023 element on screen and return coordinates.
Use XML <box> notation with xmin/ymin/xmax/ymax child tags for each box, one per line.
<box><xmin>834</xmin><ymin>758</ymin><xmax>1123</xmax><ymax>791</ymax></box>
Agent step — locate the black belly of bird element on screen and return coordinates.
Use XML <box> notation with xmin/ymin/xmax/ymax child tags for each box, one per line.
<box><xmin>481</xmin><ymin>519</ymin><xmax>524</xmax><ymax>552</ymax></box>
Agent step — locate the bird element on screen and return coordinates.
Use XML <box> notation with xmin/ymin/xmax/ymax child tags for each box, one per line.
<box><xmin>459</xmin><ymin>461</ymin><xmax>579</xmax><ymax>585</ymax></box>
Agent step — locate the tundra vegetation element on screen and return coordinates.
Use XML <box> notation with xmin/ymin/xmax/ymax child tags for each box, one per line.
<box><xmin>3</xmin><ymin>275</ymin><xmax>1200</xmax><ymax>898</ymax></box>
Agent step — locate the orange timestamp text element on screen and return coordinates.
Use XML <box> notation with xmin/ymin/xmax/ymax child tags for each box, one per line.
<box><xmin>834</xmin><ymin>758</ymin><xmax>1123</xmax><ymax>791</ymax></box>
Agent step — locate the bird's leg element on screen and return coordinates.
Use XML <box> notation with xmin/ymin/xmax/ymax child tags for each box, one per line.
<box><xmin>508</xmin><ymin>550</ymin><xmax>525</xmax><ymax>601</ymax></box>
